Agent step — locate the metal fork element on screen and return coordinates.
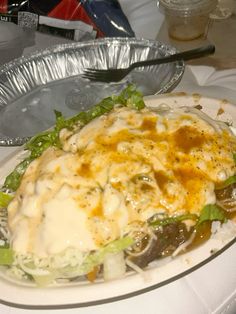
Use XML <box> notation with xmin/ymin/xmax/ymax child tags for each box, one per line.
<box><xmin>82</xmin><ymin>44</ymin><xmax>215</xmax><ymax>83</ymax></box>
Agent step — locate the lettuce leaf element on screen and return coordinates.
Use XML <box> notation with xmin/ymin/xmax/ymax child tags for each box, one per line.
<box><xmin>149</xmin><ymin>204</ymin><xmax>227</xmax><ymax>229</ymax></box>
<box><xmin>233</xmin><ymin>153</ymin><xmax>236</xmax><ymax>164</ymax></box>
<box><xmin>4</xmin><ymin>157</ymin><xmax>33</xmax><ymax>192</ymax></box>
<box><xmin>23</xmin><ymin>236</ymin><xmax>133</xmax><ymax>286</ymax></box>
<box><xmin>3</xmin><ymin>85</ymin><xmax>145</xmax><ymax>191</ymax></box>
<box><xmin>215</xmin><ymin>175</ymin><xmax>236</xmax><ymax>190</ymax></box>
<box><xmin>0</xmin><ymin>191</ymin><xmax>13</xmax><ymax>208</ymax></box>
<box><xmin>197</xmin><ymin>204</ymin><xmax>227</xmax><ymax>226</ymax></box>
<box><xmin>0</xmin><ymin>248</ymin><xmax>14</xmax><ymax>265</ymax></box>
<box><xmin>149</xmin><ymin>213</ymin><xmax>198</xmax><ymax>228</ymax></box>
<box><xmin>214</xmin><ymin>153</ymin><xmax>236</xmax><ymax>190</ymax></box>
<box><xmin>69</xmin><ymin>236</ymin><xmax>133</xmax><ymax>277</ymax></box>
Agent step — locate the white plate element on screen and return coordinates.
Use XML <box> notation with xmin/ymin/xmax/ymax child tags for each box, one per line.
<box><xmin>0</xmin><ymin>93</ymin><xmax>235</xmax><ymax>309</ymax></box>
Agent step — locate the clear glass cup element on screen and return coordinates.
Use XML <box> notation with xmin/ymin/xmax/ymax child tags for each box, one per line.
<box><xmin>159</xmin><ymin>0</ymin><xmax>218</xmax><ymax>41</ymax></box>
<box><xmin>210</xmin><ymin>0</ymin><xmax>234</xmax><ymax>19</ymax></box>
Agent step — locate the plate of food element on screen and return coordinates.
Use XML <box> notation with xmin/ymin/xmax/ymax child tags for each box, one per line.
<box><xmin>0</xmin><ymin>86</ymin><xmax>235</xmax><ymax>309</ymax></box>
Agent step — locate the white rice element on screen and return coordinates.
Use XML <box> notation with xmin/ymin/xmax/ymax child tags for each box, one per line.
<box><xmin>211</xmin><ymin>220</ymin><xmax>236</xmax><ymax>241</ymax></box>
<box><xmin>14</xmin><ymin>248</ymin><xmax>87</xmax><ymax>270</ymax></box>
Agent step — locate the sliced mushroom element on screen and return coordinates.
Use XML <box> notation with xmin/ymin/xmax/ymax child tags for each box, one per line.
<box><xmin>126</xmin><ymin>222</ymin><xmax>192</xmax><ymax>268</ymax></box>
<box><xmin>215</xmin><ymin>183</ymin><xmax>236</xmax><ymax>212</ymax></box>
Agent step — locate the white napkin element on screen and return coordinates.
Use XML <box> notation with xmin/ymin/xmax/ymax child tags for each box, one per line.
<box><xmin>175</xmin><ymin>65</ymin><xmax>236</xmax><ymax>103</ymax></box>
<box><xmin>119</xmin><ymin>0</ymin><xmax>164</xmax><ymax>39</ymax></box>
<box><xmin>188</xmin><ymin>65</ymin><xmax>236</xmax><ymax>90</ymax></box>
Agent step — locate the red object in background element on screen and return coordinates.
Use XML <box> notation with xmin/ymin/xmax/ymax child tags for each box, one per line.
<box><xmin>0</xmin><ymin>0</ymin><xmax>134</xmax><ymax>40</ymax></box>
<box><xmin>0</xmin><ymin>0</ymin><xmax>8</xmax><ymax>13</ymax></box>
<box><xmin>47</xmin><ymin>0</ymin><xmax>104</xmax><ymax>37</ymax></box>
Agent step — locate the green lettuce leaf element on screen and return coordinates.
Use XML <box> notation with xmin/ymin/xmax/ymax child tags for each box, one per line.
<box><xmin>149</xmin><ymin>204</ymin><xmax>227</xmax><ymax>229</ymax></box>
<box><xmin>197</xmin><ymin>204</ymin><xmax>227</xmax><ymax>226</ymax></box>
<box><xmin>0</xmin><ymin>191</ymin><xmax>13</xmax><ymax>208</ymax></box>
<box><xmin>73</xmin><ymin>236</ymin><xmax>133</xmax><ymax>276</ymax></box>
<box><xmin>149</xmin><ymin>213</ymin><xmax>198</xmax><ymax>228</ymax></box>
<box><xmin>214</xmin><ymin>153</ymin><xmax>236</xmax><ymax>190</ymax></box>
<box><xmin>215</xmin><ymin>175</ymin><xmax>236</xmax><ymax>190</ymax></box>
<box><xmin>233</xmin><ymin>153</ymin><xmax>236</xmax><ymax>164</ymax></box>
<box><xmin>22</xmin><ymin>236</ymin><xmax>133</xmax><ymax>286</ymax></box>
<box><xmin>4</xmin><ymin>157</ymin><xmax>33</xmax><ymax>191</ymax></box>
<box><xmin>116</xmin><ymin>84</ymin><xmax>145</xmax><ymax>110</ymax></box>
<box><xmin>0</xmin><ymin>248</ymin><xmax>14</xmax><ymax>265</ymax></box>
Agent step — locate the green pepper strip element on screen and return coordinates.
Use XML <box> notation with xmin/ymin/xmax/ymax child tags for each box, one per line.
<box><xmin>149</xmin><ymin>213</ymin><xmax>198</xmax><ymax>228</ymax></box>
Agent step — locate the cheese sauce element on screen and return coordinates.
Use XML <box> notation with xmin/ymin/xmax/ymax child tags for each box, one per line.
<box><xmin>7</xmin><ymin>106</ymin><xmax>236</xmax><ymax>258</ymax></box>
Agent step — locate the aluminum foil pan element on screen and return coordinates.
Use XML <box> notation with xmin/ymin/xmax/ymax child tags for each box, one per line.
<box><xmin>0</xmin><ymin>37</ymin><xmax>184</xmax><ymax>146</ymax></box>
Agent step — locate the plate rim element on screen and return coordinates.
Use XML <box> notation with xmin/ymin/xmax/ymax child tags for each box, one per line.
<box><xmin>0</xmin><ymin>237</ymin><xmax>235</xmax><ymax>310</ymax></box>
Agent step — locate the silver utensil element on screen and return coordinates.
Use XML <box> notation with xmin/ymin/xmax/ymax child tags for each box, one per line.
<box><xmin>82</xmin><ymin>44</ymin><xmax>215</xmax><ymax>83</ymax></box>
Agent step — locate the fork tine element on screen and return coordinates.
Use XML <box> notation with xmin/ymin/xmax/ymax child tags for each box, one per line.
<box><xmin>82</xmin><ymin>73</ymin><xmax>104</xmax><ymax>81</ymax></box>
<box><xmin>82</xmin><ymin>68</ymin><xmax>127</xmax><ymax>83</ymax></box>
<box><xmin>82</xmin><ymin>70</ymin><xmax>101</xmax><ymax>79</ymax></box>
<box><xmin>82</xmin><ymin>70</ymin><xmax>98</xmax><ymax>78</ymax></box>
<box><xmin>84</xmin><ymin>69</ymin><xmax>109</xmax><ymax>74</ymax></box>
<box><xmin>82</xmin><ymin>69</ymin><xmax>103</xmax><ymax>76</ymax></box>
<box><xmin>82</xmin><ymin>70</ymin><xmax>111</xmax><ymax>82</ymax></box>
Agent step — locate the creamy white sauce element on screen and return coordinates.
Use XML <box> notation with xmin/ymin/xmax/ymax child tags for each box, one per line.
<box><xmin>7</xmin><ymin>106</ymin><xmax>236</xmax><ymax>258</ymax></box>
<box><xmin>34</xmin><ymin>194</ymin><xmax>97</xmax><ymax>256</ymax></box>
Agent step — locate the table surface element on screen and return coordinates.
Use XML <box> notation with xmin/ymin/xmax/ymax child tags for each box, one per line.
<box><xmin>156</xmin><ymin>3</ymin><xmax>236</xmax><ymax>70</ymax></box>
<box><xmin>0</xmin><ymin>1</ymin><xmax>236</xmax><ymax>313</ymax></box>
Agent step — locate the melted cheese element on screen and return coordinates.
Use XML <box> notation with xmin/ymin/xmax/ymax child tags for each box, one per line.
<box><xmin>7</xmin><ymin>105</ymin><xmax>236</xmax><ymax>257</ymax></box>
